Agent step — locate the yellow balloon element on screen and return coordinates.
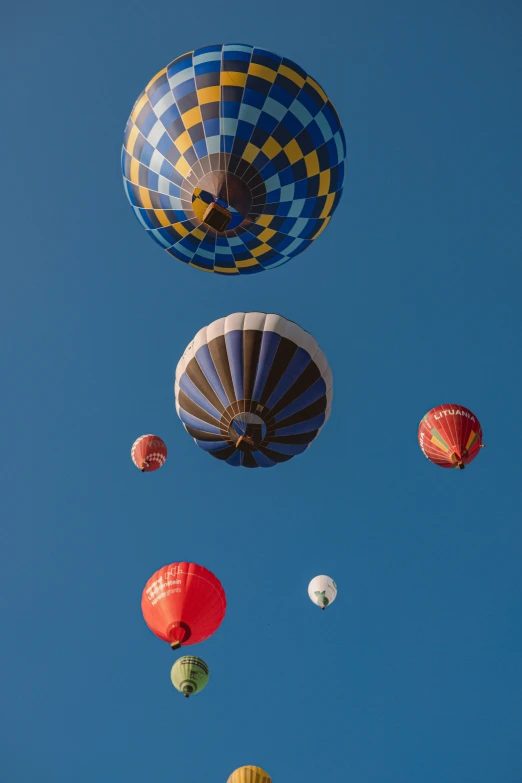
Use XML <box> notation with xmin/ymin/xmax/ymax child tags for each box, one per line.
<box><xmin>226</xmin><ymin>767</ymin><xmax>272</xmax><ymax>783</ymax></box>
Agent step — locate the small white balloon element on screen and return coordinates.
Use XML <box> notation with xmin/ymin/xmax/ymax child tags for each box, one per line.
<box><xmin>308</xmin><ymin>575</ymin><xmax>337</xmax><ymax>609</ymax></box>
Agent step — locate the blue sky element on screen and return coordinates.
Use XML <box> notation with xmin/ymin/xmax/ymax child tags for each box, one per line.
<box><xmin>2</xmin><ymin>2</ymin><xmax>521</xmax><ymax>781</ymax></box>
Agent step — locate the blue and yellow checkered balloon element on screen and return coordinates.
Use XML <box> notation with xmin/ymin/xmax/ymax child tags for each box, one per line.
<box><xmin>122</xmin><ymin>44</ymin><xmax>346</xmax><ymax>275</ymax></box>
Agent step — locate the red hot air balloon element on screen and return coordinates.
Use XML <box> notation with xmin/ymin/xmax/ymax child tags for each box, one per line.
<box><xmin>142</xmin><ymin>563</ymin><xmax>226</xmax><ymax>650</ymax></box>
<box><xmin>418</xmin><ymin>404</ymin><xmax>485</xmax><ymax>470</ymax></box>
<box><xmin>131</xmin><ymin>434</ymin><xmax>167</xmax><ymax>472</ymax></box>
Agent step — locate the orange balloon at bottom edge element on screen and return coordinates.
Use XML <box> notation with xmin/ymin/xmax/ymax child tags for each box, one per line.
<box><xmin>226</xmin><ymin>767</ymin><xmax>272</xmax><ymax>783</ymax></box>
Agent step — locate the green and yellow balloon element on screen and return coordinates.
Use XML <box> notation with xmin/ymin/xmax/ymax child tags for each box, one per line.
<box><xmin>171</xmin><ymin>656</ymin><xmax>209</xmax><ymax>698</ymax></box>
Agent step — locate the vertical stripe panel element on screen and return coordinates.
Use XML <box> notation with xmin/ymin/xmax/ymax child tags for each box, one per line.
<box><xmin>225</xmin><ymin>329</ymin><xmax>244</xmax><ymax>401</ymax></box>
<box><xmin>195</xmin><ymin>344</ymin><xmax>230</xmax><ymax>408</ymax></box>
<box><xmin>252</xmin><ymin>331</ymin><xmax>281</xmax><ymax>401</ymax></box>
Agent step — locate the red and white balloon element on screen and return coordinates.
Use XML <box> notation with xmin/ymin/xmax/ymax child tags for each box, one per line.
<box><xmin>131</xmin><ymin>434</ymin><xmax>167</xmax><ymax>473</ymax></box>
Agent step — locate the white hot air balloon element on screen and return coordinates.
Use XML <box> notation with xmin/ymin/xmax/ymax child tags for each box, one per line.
<box><xmin>308</xmin><ymin>575</ymin><xmax>337</xmax><ymax>610</ymax></box>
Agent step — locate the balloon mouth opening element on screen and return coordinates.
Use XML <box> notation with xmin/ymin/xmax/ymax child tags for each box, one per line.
<box><xmin>192</xmin><ymin>170</ymin><xmax>254</xmax><ymax>230</ymax></box>
<box><xmin>229</xmin><ymin>413</ymin><xmax>267</xmax><ymax>451</ymax></box>
<box><xmin>168</xmin><ymin>622</ymin><xmax>192</xmax><ymax>648</ymax></box>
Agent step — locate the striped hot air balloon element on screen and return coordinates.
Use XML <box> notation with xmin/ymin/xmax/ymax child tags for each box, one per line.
<box><xmin>122</xmin><ymin>43</ymin><xmax>345</xmax><ymax>274</ymax></box>
<box><xmin>418</xmin><ymin>404</ymin><xmax>485</xmax><ymax>469</ymax></box>
<box><xmin>174</xmin><ymin>312</ymin><xmax>332</xmax><ymax>468</ymax></box>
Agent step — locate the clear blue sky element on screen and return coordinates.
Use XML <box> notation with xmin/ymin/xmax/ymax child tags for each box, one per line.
<box><xmin>2</xmin><ymin>2</ymin><xmax>521</xmax><ymax>781</ymax></box>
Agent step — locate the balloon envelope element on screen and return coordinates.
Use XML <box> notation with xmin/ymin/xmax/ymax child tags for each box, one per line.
<box><xmin>122</xmin><ymin>43</ymin><xmax>345</xmax><ymax>275</ymax></box>
<box><xmin>175</xmin><ymin>312</ymin><xmax>332</xmax><ymax>468</ymax></box>
<box><xmin>308</xmin><ymin>575</ymin><xmax>337</xmax><ymax>609</ymax></box>
<box><xmin>227</xmin><ymin>767</ymin><xmax>272</xmax><ymax>783</ymax></box>
<box><xmin>418</xmin><ymin>404</ymin><xmax>484</xmax><ymax>469</ymax></box>
<box><xmin>131</xmin><ymin>434</ymin><xmax>167</xmax><ymax>472</ymax></box>
<box><xmin>171</xmin><ymin>655</ymin><xmax>209</xmax><ymax>697</ymax></box>
<box><xmin>142</xmin><ymin>563</ymin><xmax>226</xmax><ymax>647</ymax></box>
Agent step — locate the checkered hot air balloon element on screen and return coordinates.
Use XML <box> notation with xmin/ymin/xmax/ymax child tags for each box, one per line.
<box><xmin>418</xmin><ymin>404</ymin><xmax>485</xmax><ymax>469</ymax></box>
<box><xmin>122</xmin><ymin>43</ymin><xmax>345</xmax><ymax>274</ymax></box>
<box><xmin>174</xmin><ymin>312</ymin><xmax>332</xmax><ymax>468</ymax></box>
<box><xmin>131</xmin><ymin>434</ymin><xmax>167</xmax><ymax>472</ymax></box>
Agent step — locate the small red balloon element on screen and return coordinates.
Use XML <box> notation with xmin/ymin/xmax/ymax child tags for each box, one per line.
<box><xmin>418</xmin><ymin>404</ymin><xmax>484</xmax><ymax>470</ymax></box>
<box><xmin>131</xmin><ymin>434</ymin><xmax>167</xmax><ymax>472</ymax></box>
<box><xmin>142</xmin><ymin>562</ymin><xmax>226</xmax><ymax>649</ymax></box>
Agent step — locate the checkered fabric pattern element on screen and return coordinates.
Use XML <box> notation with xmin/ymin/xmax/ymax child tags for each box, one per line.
<box><xmin>122</xmin><ymin>43</ymin><xmax>346</xmax><ymax>275</ymax></box>
<box><xmin>131</xmin><ymin>434</ymin><xmax>168</xmax><ymax>471</ymax></box>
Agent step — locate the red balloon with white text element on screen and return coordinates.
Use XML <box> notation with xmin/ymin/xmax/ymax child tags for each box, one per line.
<box><xmin>142</xmin><ymin>562</ymin><xmax>226</xmax><ymax>649</ymax></box>
<box><xmin>418</xmin><ymin>404</ymin><xmax>484</xmax><ymax>470</ymax></box>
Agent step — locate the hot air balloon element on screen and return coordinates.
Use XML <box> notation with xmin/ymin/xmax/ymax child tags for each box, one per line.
<box><xmin>122</xmin><ymin>43</ymin><xmax>345</xmax><ymax>275</ymax></box>
<box><xmin>171</xmin><ymin>656</ymin><xmax>209</xmax><ymax>698</ymax></box>
<box><xmin>175</xmin><ymin>312</ymin><xmax>332</xmax><ymax>468</ymax></box>
<box><xmin>308</xmin><ymin>575</ymin><xmax>337</xmax><ymax>610</ymax></box>
<box><xmin>131</xmin><ymin>434</ymin><xmax>167</xmax><ymax>472</ymax></box>
<box><xmin>227</xmin><ymin>767</ymin><xmax>272</xmax><ymax>783</ymax></box>
<box><xmin>142</xmin><ymin>563</ymin><xmax>226</xmax><ymax>649</ymax></box>
<box><xmin>418</xmin><ymin>404</ymin><xmax>485</xmax><ymax>469</ymax></box>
